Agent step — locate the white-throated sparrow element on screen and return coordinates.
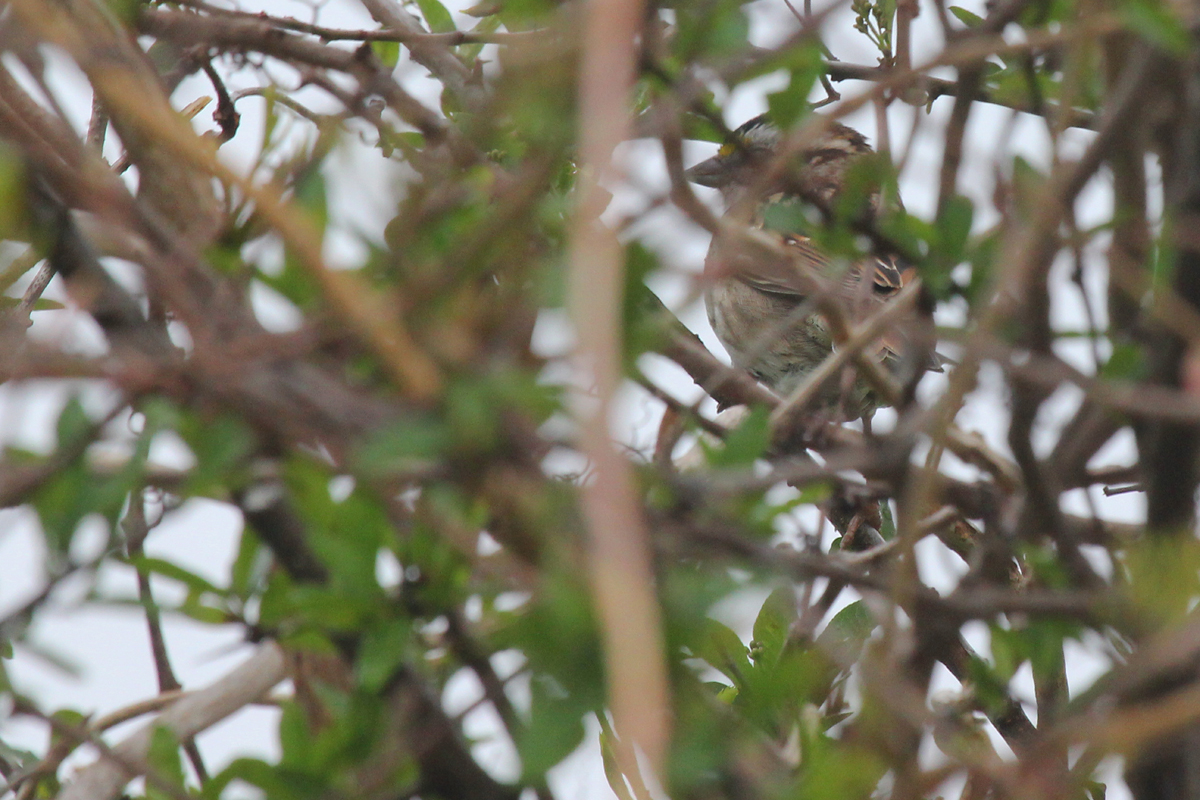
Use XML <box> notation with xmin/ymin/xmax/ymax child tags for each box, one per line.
<box><xmin>685</xmin><ymin>114</ymin><xmax>937</xmax><ymax>418</ymax></box>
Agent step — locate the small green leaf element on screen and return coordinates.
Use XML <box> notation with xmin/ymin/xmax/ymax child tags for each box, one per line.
<box><xmin>674</xmin><ymin>0</ymin><xmax>750</xmax><ymax>59</ymax></box>
<box><xmin>877</xmin><ymin>499</ymin><xmax>896</xmax><ymax>541</ymax></box>
<box><xmin>694</xmin><ymin>619</ymin><xmax>750</xmax><ymax>684</ymax></box>
<box><xmin>0</xmin><ymin>144</ymin><xmax>27</xmax><ymax>242</ymax></box>
<box><xmin>949</xmin><ymin>5</ymin><xmax>984</xmax><ymax>26</ymax></box>
<box><xmin>706</xmin><ymin>407</ymin><xmax>771</xmax><ymax>467</ymax></box>
<box><xmin>356</xmin><ymin>618</ymin><xmax>410</xmax><ymax>692</ymax></box>
<box><xmin>179</xmin><ymin>598</ymin><xmax>229</xmax><ymax>625</ymax></box>
<box><xmin>1124</xmin><ymin>536</ymin><xmax>1200</xmax><ymax>623</ymax></box>
<box><xmin>0</xmin><ymin>296</ymin><xmax>65</xmax><ymax>311</ymax></box>
<box><xmin>598</xmin><ymin>720</ymin><xmax>637</xmax><ymax>800</ymax></box>
<box><xmin>55</xmin><ymin>396</ymin><xmax>91</xmax><ymax>449</ymax></box>
<box><xmin>1121</xmin><ymin>0</ymin><xmax>1188</xmax><ymax>53</ymax></box>
<box><xmin>715</xmin><ymin>683</ymin><xmax>738</xmax><ymax>703</ymax></box>
<box><xmin>989</xmin><ymin>624</ymin><xmax>1024</xmax><ymax>682</ymax></box>
<box><xmin>132</xmin><ymin>556</ymin><xmax>224</xmax><ymax>597</ymax></box>
<box><xmin>1101</xmin><ymin>342</ymin><xmax>1143</xmax><ymax>380</ymax></box>
<box><xmin>230</xmin><ymin>528</ymin><xmax>269</xmax><ymax>598</ymax></box>
<box><xmin>416</xmin><ymin>0</ymin><xmax>457</xmax><ymax>33</ymax></box>
<box><xmin>751</xmin><ymin>587</ymin><xmax>796</xmax><ymax>666</ymax></box>
<box><xmin>796</xmin><ymin>740</ymin><xmax>887</xmax><ymax>800</ymax></box>
<box><xmin>49</xmin><ymin>709</ymin><xmax>88</xmax><ymax>745</ymax></box>
<box><xmin>353</xmin><ymin>414</ymin><xmax>450</xmax><ymax>478</ymax></box>
<box><xmin>1025</xmin><ymin>619</ymin><xmax>1069</xmax><ymax>686</ymax></box>
<box><xmin>180</xmin><ymin>412</ymin><xmax>255</xmax><ymax>496</ymax></box>
<box><xmin>278</xmin><ymin>701</ymin><xmax>313</xmax><ymax>768</ymax></box>
<box><xmin>293</xmin><ymin>169</ymin><xmax>328</xmax><ymax>233</ymax></box>
<box><xmin>201</xmin><ymin>758</ymin><xmax>281</xmax><ymax>800</ymax></box>
<box><xmin>372</xmin><ymin>40</ymin><xmax>401</xmax><ymax>68</ymax></box>
<box><xmin>934</xmin><ymin>195</ymin><xmax>974</xmax><ymax>271</ymax></box>
<box><xmin>103</xmin><ymin>0</ymin><xmax>140</xmax><ymax>22</ymax></box>
<box><xmin>817</xmin><ymin>600</ymin><xmax>875</xmax><ymax>658</ymax></box>
<box><xmin>518</xmin><ymin>676</ymin><xmax>587</xmax><ymax>777</ymax></box>
<box><xmin>145</xmin><ymin>726</ymin><xmax>186</xmax><ymax>800</ymax></box>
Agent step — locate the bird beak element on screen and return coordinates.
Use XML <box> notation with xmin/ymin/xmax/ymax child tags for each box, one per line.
<box><xmin>684</xmin><ymin>155</ymin><xmax>724</xmax><ymax>188</ymax></box>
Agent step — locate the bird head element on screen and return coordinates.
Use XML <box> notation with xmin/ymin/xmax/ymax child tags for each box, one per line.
<box><xmin>684</xmin><ymin>115</ymin><xmax>783</xmax><ymax>191</ymax></box>
<box><xmin>685</xmin><ymin>115</ymin><xmax>872</xmax><ymax>208</ymax></box>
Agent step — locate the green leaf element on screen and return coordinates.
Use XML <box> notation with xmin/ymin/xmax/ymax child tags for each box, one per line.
<box><xmin>55</xmin><ymin>395</ymin><xmax>91</xmax><ymax>449</ymax></box>
<box><xmin>179</xmin><ymin>599</ymin><xmax>228</xmax><ymax>626</ymax></box>
<box><xmin>33</xmin><ymin>399</ymin><xmax>145</xmax><ymax>558</ymax></box>
<box><xmin>416</xmin><ymin>0</ymin><xmax>457</xmax><ymax>33</ymax></box>
<box><xmin>1121</xmin><ymin>0</ymin><xmax>1188</xmax><ymax>53</ymax></box>
<box><xmin>132</xmin><ymin>556</ymin><xmax>224</xmax><ymax>597</ymax></box>
<box><xmin>356</xmin><ymin>618</ymin><xmax>411</xmax><ymax>692</ymax></box>
<box><xmin>372</xmin><ymin>40</ymin><xmax>401</xmax><ymax>68</ymax></box>
<box><xmin>761</xmin><ymin>194</ymin><xmax>812</xmax><ymax>237</ymax></box>
<box><xmin>1101</xmin><ymin>342</ymin><xmax>1143</xmax><ymax>380</ymax></box>
<box><xmin>706</xmin><ymin>406</ymin><xmax>771</xmax><ymax>467</ymax></box>
<box><xmin>230</xmin><ymin>527</ymin><xmax>269</xmax><ymax>598</ymax></box>
<box><xmin>0</xmin><ymin>144</ymin><xmax>27</xmax><ymax>242</ymax></box>
<box><xmin>180</xmin><ymin>412</ymin><xmax>255</xmax><ymax>496</ymax></box>
<box><xmin>145</xmin><ymin>726</ymin><xmax>186</xmax><ymax>800</ymax></box>
<box><xmin>765</xmin><ymin>53</ymin><xmax>823</xmax><ymax>130</ymax></box>
<box><xmin>49</xmin><ymin>709</ymin><xmax>88</xmax><ymax>745</ymax></box>
<box><xmin>102</xmin><ymin>0</ymin><xmax>140</xmax><ymax>22</ymax></box>
<box><xmin>0</xmin><ymin>739</ymin><xmax>36</xmax><ymax>775</ymax></box>
<box><xmin>518</xmin><ymin>676</ymin><xmax>587</xmax><ymax>777</ymax></box>
<box><xmin>751</xmin><ymin>587</ymin><xmax>796</xmax><ymax>666</ymax></box>
<box><xmin>877</xmin><ymin>499</ymin><xmax>896</xmax><ymax>541</ymax></box>
<box><xmin>201</xmin><ymin>758</ymin><xmax>281</xmax><ymax>800</ymax></box>
<box><xmin>353</xmin><ymin>414</ymin><xmax>450</xmax><ymax>478</ymax></box>
<box><xmin>796</xmin><ymin>740</ymin><xmax>887</xmax><ymax>800</ymax></box>
<box><xmin>0</xmin><ymin>296</ymin><xmax>65</xmax><ymax>311</ymax></box>
<box><xmin>493</xmin><ymin>569</ymin><xmax>604</xmax><ymax>702</ymax></box>
<box><xmin>1024</xmin><ymin>618</ymin><xmax>1070</xmax><ymax>686</ymax></box>
<box><xmin>693</xmin><ymin>618</ymin><xmax>749</xmax><ymax>684</ymax></box>
<box><xmin>285</xmin><ymin>457</ymin><xmax>389</xmax><ymax>592</ymax></box>
<box><xmin>623</xmin><ymin>242</ymin><xmax>664</xmax><ymax>361</ymax></box>
<box><xmin>948</xmin><ymin>5</ymin><xmax>983</xmax><ymax>26</ymax></box>
<box><xmin>965</xmin><ymin>652</ymin><xmax>1014</xmax><ymax>717</ymax></box>
<box><xmin>989</xmin><ymin>624</ymin><xmax>1024</xmax><ymax>682</ymax></box>
<box><xmin>598</xmin><ymin>720</ymin><xmax>637</xmax><ymax>800</ymax></box>
<box><xmin>817</xmin><ymin>600</ymin><xmax>875</xmax><ymax>658</ymax></box>
<box><xmin>293</xmin><ymin>168</ymin><xmax>328</xmax><ymax>234</ymax></box>
<box><xmin>674</xmin><ymin>0</ymin><xmax>750</xmax><ymax>59</ymax></box>
<box><xmin>766</xmin><ymin>89</ymin><xmax>807</xmax><ymax>135</ymax></box>
<box><xmin>278</xmin><ymin>701</ymin><xmax>313</xmax><ymax>769</ymax></box>
<box><xmin>445</xmin><ymin>375</ymin><xmax>501</xmax><ymax>452</ymax></box>
<box><xmin>459</xmin><ymin>14</ymin><xmax>502</xmax><ymax>62</ymax></box>
<box><xmin>1125</xmin><ymin>536</ymin><xmax>1200</xmax><ymax>623</ymax></box>
<box><xmin>931</xmin><ymin>194</ymin><xmax>974</xmax><ymax>289</ymax></box>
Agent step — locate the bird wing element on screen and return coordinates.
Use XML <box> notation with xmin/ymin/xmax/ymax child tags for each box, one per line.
<box><xmin>728</xmin><ymin>234</ymin><xmax>939</xmax><ymax>369</ymax></box>
<box><xmin>731</xmin><ymin>234</ymin><xmax>906</xmax><ymax>303</ymax></box>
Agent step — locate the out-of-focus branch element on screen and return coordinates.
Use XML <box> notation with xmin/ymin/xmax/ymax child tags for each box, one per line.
<box><xmin>172</xmin><ymin>1</ymin><xmax>544</xmax><ymax>45</ymax></box>
<box><xmin>138</xmin><ymin>9</ymin><xmax>476</xmax><ymax>165</ymax></box>
<box><xmin>569</xmin><ymin>0</ymin><xmax>668</xmax><ymax>780</ymax></box>
<box><xmin>11</xmin><ymin>0</ymin><xmax>222</xmax><ymax>250</ymax></box>
<box><xmin>358</xmin><ymin>0</ymin><xmax>485</xmax><ymax>107</ymax></box>
<box><xmin>825</xmin><ymin>61</ymin><xmax>1098</xmax><ymax>130</ymax></box>
<box><xmin>56</xmin><ymin>643</ymin><xmax>288</xmax><ymax>800</ymax></box>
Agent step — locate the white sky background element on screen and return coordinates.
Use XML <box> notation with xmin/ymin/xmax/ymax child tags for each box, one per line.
<box><xmin>0</xmin><ymin>0</ymin><xmax>1147</xmax><ymax>797</ymax></box>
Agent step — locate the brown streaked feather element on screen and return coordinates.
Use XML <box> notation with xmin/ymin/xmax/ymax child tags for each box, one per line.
<box><xmin>728</xmin><ymin>233</ymin><xmax>931</xmax><ymax>368</ymax></box>
<box><xmin>729</xmin><ymin>233</ymin><xmax>911</xmax><ymax>306</ymax></box>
